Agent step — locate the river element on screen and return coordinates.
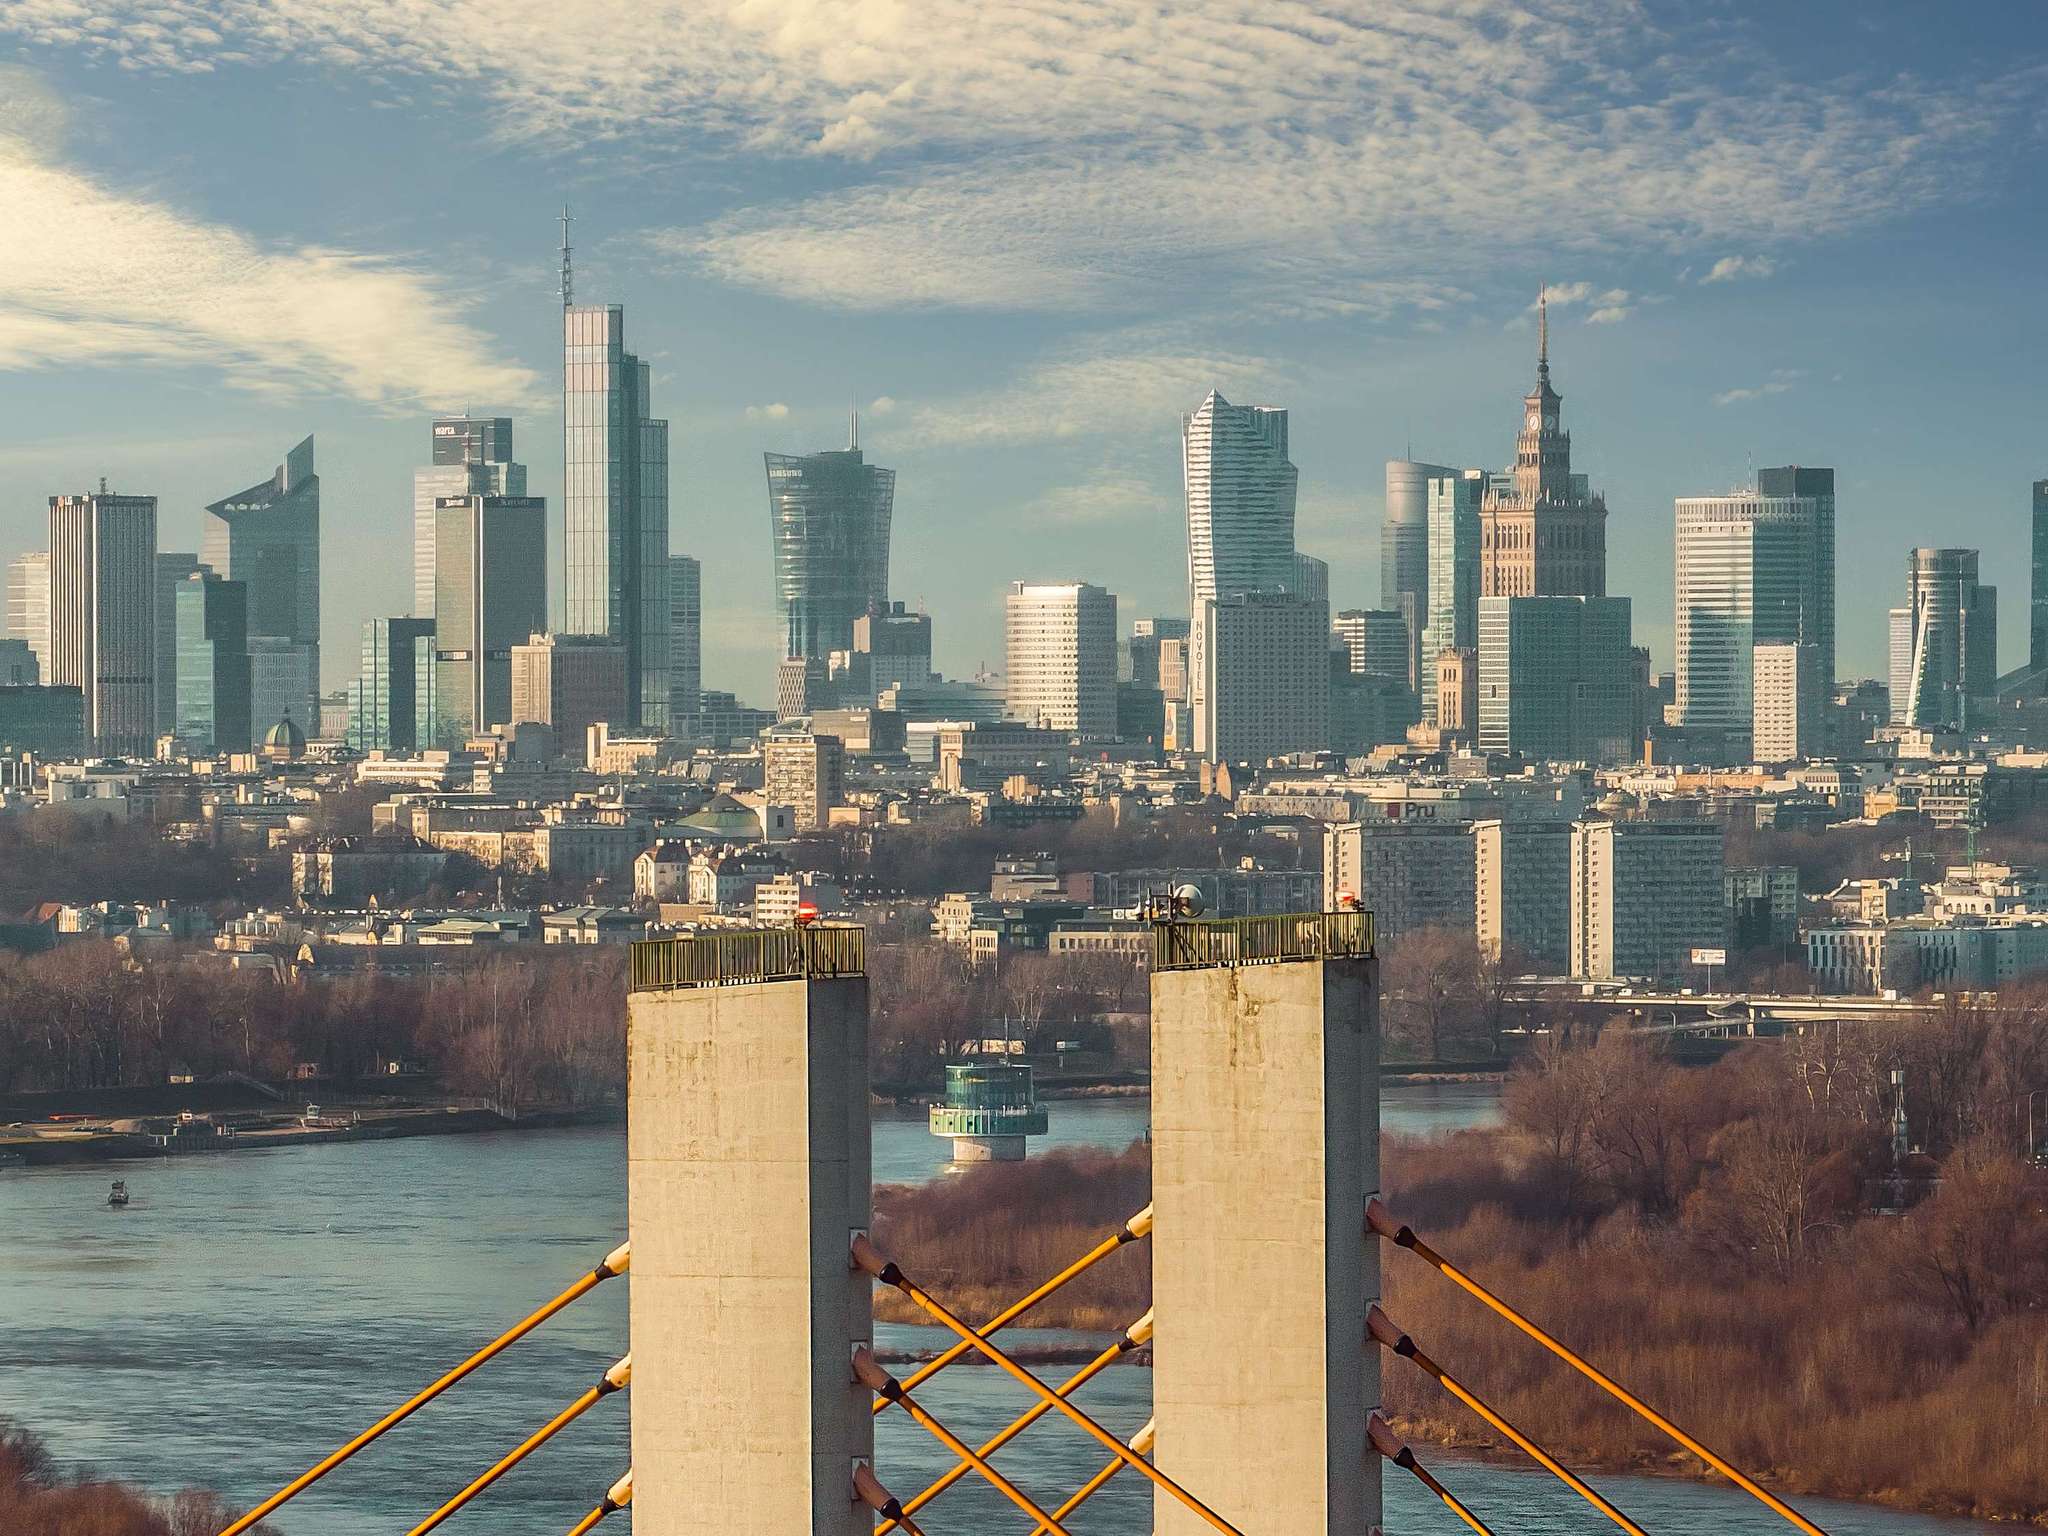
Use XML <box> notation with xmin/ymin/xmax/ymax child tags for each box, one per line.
<box><xmin>0</xmin><ymin>1089</ymin><xmax>2003</xmax><ymax>1535</ymax></box>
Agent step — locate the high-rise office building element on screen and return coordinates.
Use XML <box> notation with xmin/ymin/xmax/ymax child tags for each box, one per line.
<box><xmin>1331</xmin><ymin>609</ymin><xmax>1411</xmax><ymax>680</ymax></box>
<box><xmin>49</xmin><ymin>489</ymin><xmax>157</xmax><ymax>756</ymax></box>
<box><xmin>1673</xmin><ymin>487</ymin><xmax>1833</xmax><ymax>732</ymax></box>
<box><xmin>854</xmin><ymin>601</ymin><xmax>932</xmax><ymax>701</ymax></box>
<box><xmin>248</xmin><ymin>637</ymin><xmax>315</xmax><ymax>738</ymax></box>
<box><xmin>350</xmin><ymin>617</ymin><xmax>435</xmax><ymax>753</ymax></box>
<box><xmin>415</xmin><ymin>416</ymin><xmax>524</xmax><ymax>618</ymax></box>
<box><xmin>765</xmin><ymin>421</ymin><xmax>895</xmax><ymax>663</ymax></box>
<box><xmin>1130</xmin><ymin>618</ymin><xmax>1191</xmax><ymax>699</ymax></box>
<box><xmin>1385</xmin><ymin>458</ymin><xmax>1453</xmax><ymax>690</ymax></box>
<box><xmin>0</xmin><ymin>638</ymin><xmax>34</xmax><ymax>686</ymax></box>
<box><xmin>1480</xmin><ymin>291</ymin><xmax>1607</xmax><ymax>598</ymax></box>
<box><xmin>1005</xmin><ymin>581</ymin><xmax>1118</xmax><ymax>737</ymax></box>
<box><xmin>669</xmin><ymin>554</ymin><xmax>702</xmax><ymax>725</ymax></box>
<box><xmin>1421</xmin><ymin>469</ymin><xmax>1484</xmax><ymax>719</ymax></box>
<box><xmin>5</xmin><ymin>552</ymin><xmax>51</xmax><ymax>682</ymax></box>
<box><xmin>1184</xmin><ymin>391</ymin><xmax>1297</xmax><ymax>605</ymax></box>
<box><xmin>1755</xmin><ymin>466</ymin><xmax>1836</xmax><ymax>688</ymax></box>
<box><xmin>203</xmin><ymin>437</ymin><xmax>320</xmax><ymax>701</ymax></box>
<box><xmin>1191</xmin><ymin>591</ymin><xmax>1330</xmax><ymax>763</ymax></box>
<box><xmin>1890</xmin><ymin>547</ymin><xmax>1996</xmax><ymax>732</ymax></box>
<box><xmin>1476</xmin><ymin>594</ymin><xmax>1634</xmax><ymax>765</ymax></box>
<box><xmin>433</xmin><ymin>494</ymin><xmax>548</xmax><ymax>745</ymax></box>
<box><xmin>174</xmin><ymin>572</ymin><xmax>251</xmax><ymax>752</ymax></box>
<box><xmin>2032</xmin><ymin>480</ymin><xmax>2048</xmax><ymax>673</ymax></box>
<box><xmin>1752</xmin><ymin>641</ymin><xmax>1823</xmax><ymax>765</ymax></box>
<box><xmin>511</xmin><ymin>632</ymin><xmax>629</xmax><ymax>759</ymax></box>
<box><xmin>153</xmin><ymin>553</ymin><xmax>202</xmax><ymax>736</ymax></box>
<box><xmin>565</xmin><ymin>303</ymin><xmax>670</xmax><ymax>731</ymax></box>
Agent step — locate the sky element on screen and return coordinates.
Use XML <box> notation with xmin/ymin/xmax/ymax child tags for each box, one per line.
<box><xmin>0</xmin><ymin>0</ymin><xmax>2044</xmax><ymax>702</ymax></box>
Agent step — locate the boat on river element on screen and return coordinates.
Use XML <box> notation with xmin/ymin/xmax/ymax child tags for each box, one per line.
<box><xmin>107</xmin><ymin>1180</ymin><xmax>130</xmax><ymax>1208</ymax></box>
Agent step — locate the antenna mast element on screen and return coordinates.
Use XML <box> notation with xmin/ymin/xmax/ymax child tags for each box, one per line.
<box><xmin>559</xmin><ymin>204</ymin><xmax>574</xmax><ymax>310</ymax></box>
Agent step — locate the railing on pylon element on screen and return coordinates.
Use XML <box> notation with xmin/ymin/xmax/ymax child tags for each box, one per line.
<box><xmin>1149</xmin><ymin>908</ymin><xmax>1373</xmax><ymax>971</ymax></box>
<box><xmin>629</xmin><ymin>922</ymin><xmax>865</xmax><ymax>992</ymax></box>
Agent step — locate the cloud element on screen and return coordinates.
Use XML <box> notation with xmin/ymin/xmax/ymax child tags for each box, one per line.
<box><xmin>4</xmin><ymin>2</ymin><xmax>2032</xmax><ymax>323</ymax></box>
<box><xmin>1585</xmin><ymin>306</ymin><xmax>1632</xmax><ymax>325</ymax></box>
<box><xmin>745</xmin><ymin>401</ymin><xmax>792</xmax><ymax>420</ymax></box>
<box><xmin>0</xmin><ymin>76</ymin><xmax>537</xmax><ymax>408</ymax></box>
<box><xmin>866</xmin><ymin>395</ymin><xmax>897</xmax><ymax>415</ymax></box>
<box><xmin>890</xmin><ymin>329</ymin><xmax>1294</xmax><ymax>450</ymax></box>
<box><xmin>1021</xmin><ymin>470</ymin><xmax>1172</xmax><ymax>526</ymax></box>
<box><xmin>1701</xmin><ymin>254</ymin><xmax>1778</xmax><ymax>284</ymax></box>
<box><xmin>1713</xmin><ymin>368</ymin><xmax>1804</xmax><ymax>407</ymax></box>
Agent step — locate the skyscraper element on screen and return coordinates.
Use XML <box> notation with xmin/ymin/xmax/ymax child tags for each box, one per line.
<box><xmin>414</xmin><ymin>416</ymin><xmax>524</xmax><ymax>618</ymax></box>
<box><xmin>1755</xmin><ymin>466</ymin><xmax>1837</xmax><ymax>688</ymax></box>
<box><xmin>49</xmin><ymin>489</ymin><xmax>158</xmax><ymax>756</ymax></box>
<box><xmin>1190</xmin><ymin>592</ymin><xmax>1330</xmax><ymax>763</ymax></box>
<box><xmin>1184</xmin><ymin>391</ymin><xmax>1297</xmax><ymax>605</ymax></box>
<box><xmin>248</xmin><ymin>638</ymin><xmax>315</xmax><ymax>739</ymax></box>
<box><xmin>350</xmin><ymin>617</ymin><xmax>435</xmax><ymax>753</ymax></box>
<box><xmin>2032</xmin><ymin>479</ymin><xmax>2048</xmax><ymax>673</ymax></box>
<box><xmin>1752</xmin><ymin>642</ymin><xmax>1823</xmax><ymax>765</ymax></box>
<box><xmin>1673</xmin><ymin>487</ymin><xmax>1833</xmax><ymax>731</ymax></box>
<box><xmin>174</xmin><ymin>571</ymin><xmax>251</xmax><ymax>752</ymax></box>
<box><xmin>854</xmin><ymin>601</ymin><xmax>932</xmax><ymax>701</ymax></box>
<box><xmin>154</xmin><ymin>553</ymin><xmax>202</xmax><ymax>736</ymax></box>
<box><xmin>765</xmin><ymin>420</ymin><xmax>895</xmax><ymax>662</ymax></box>
<box><xmin>1005</xmin><ymin>581</ymin><xmax>1118</xmax><ymax>737</ymax></box>
<box><xmin>203</xmin><ymin>437</ymin><xmax>320</xmax><ymax>702</ymax></box>
<box><xmin>1384</xmin><ymin>458</ymin><xmax>1453</xmax><ymax>690</ymax></box>
<box><xmin>1130</xmin><ymin>618</ymin><xmax>1191</xmax><ymax>698</ymax></box>
<box><xmin>669</xmin><ymin>554</ymin><xmax>702</xmax><ymax>726</ymax></box>
<box><xmin>1476</xmin><ymin>595</ymin><xmax>1634</xmax><ymax>764</ymax></box>
<box><xmin>1330</xmin><ymin>610</ymin><xmax>1410</xmax><ymax>680</ymax></box>
<box><xmin>1480</xmin><ymin>291</ymin><xmax>1607</xmax><ymax>598</ymax></box>
<box><xmin>1420</xmin><ymin>469</ymin><xmax>1484</xmax><ymax>720</ymax></box>
<box><xmin>5</xmin><ymin>552</ymin><xmax>50</xmax><ymax>682</ymax></box>
<box><xmin>565</xmin><ymin>304</ymin><xmax>670</xmax><ymax>731</ymax></box>
<box><xmin>1891</xmin><ymin>548</ymin><xmax>1997</xmax><ymax>732</ymax></box>
<box><xmin>511</xmin><ymin>631</ymin><xmax>629</xmax><ymax>758</ymax></box>
<box><xmin>433</xmin><ymin>494</ymin><xmax>548</xmax><ymax>745</ymax></box>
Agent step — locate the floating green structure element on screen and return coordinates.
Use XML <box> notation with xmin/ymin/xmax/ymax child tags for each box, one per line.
<box><xmin>928</xmin><ymin>1061</ymin><xmax>1049</xmax><ymax>1163</ymax></box>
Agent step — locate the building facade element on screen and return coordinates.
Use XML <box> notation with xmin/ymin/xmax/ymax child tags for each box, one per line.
<box><xmin>49</xmin><ymin>490</ymin><xmax>158</xmax><ymax>756</ymax></box>
<box><xmin>668</xmin><ymin>553</ymin><xmax>702</xmax><ymax>726</ymax></box>
<box><xmin>1331</xmin><ymin>609</ymin><xmax>1410</xmax><ymax>680</ymax></box>
<box><xmin>5</xmin><ymin>551</ymin><xmax>51</xmax><ymax>683</ymax></box>
<box><xmin>248</xmin><ymin>637</ymin><xmax>316</xmax><ymax>739</ymax></box>
<box><xmin>414</xmin><ymin>416</ymin><xmax>524</xmax><ymax>619</ymax></box>
<box><xmin>1191</xmin><ymin>591</ymin><xmax>1329</xmax><ymax>763</ymax></box>
<box><xmin>1673</xmin><ymin>488</ymin><xmax>1832</xmax><ymax>731</ymax></box>
<box><xmin>174</xmin><ymin>571</ymin><xmax>251</xmax><ymax>752</ymax></box>
<box><xmin>1480</xmin><ymin>293</ymin><xmax>1607</xmax><ymax>600</ymax></box>
<box><xmin>0</xmin><ymin>685</ymin><xmax>85</xmax><ymax>757</ymax></box>
<box><xmin>350</xmin><ymin>617</ymin><xmax>436</xmax><ymax>753</ymax></box>
<box><xmin>1005</xmin><ymin>581</ymin><xmax>1118</xmax><ymax>737</ymax></box>
<box><xmin>510</xmin><ymin>632</ymin><xmax>629</xmax><ymax>758</ymax></box>
<box><xmin>151</xmin><ymin>553</ymin><xmax>202</xmax><ymax>736</ymax></box>
<box><xmin>203</xmin><ymin>438</ymin><xmax>319</xmax><ymax>711</ymax></box>
<box><xmin>565</xmin><ymin>304</ymin><xmax>670</xmax><ymax>731</ymax></box>
<box><xmin>1752</xmin><ymin>641</ymin><xmax>1824</xmax><ymax>765</ymax></box>
<box><xmin>1476</xmin><ymin>595</ymin><xmax>1634</xmax><ymax>764</ymax></box>
<box><xmin>761</xmin><ymin>726</ymin><xmax>846</xmax><ymax>832</ymax></box>
<box><xmin>1421</xmin><ymin>468</ymin><xmax>1484</xmax><ymax>718</ymax></box>
<box><xmin>1888</xmin><ymin>547</ymin><xmax>1998</xmax><ymax>732</ymax></box>
<box><xmin>1184</xmin><ymin>391</ymin><xmax>1298</xmax><ymax>606</ymax></box>
<box><xmin>432</xmin><ymin>494</ymin><xmax>548</xmax><ymax>745</ymax></box>
<box><xmin>764</xmin><ymin>427</ymin><xmax>895</xmax><ymax>664</ymax></box>
<box><xmin>1569</xmin><ymin>819</ymin><xmax>1725</xmax><ymax>981</ymax></box>
<box><xmin>853</xmin><ymin>601</ymin><xmax>931</xmax><ymax>703</ymax></box>
<box><xmin>2033</xmin><ymin>479</ymin><xmax>2048</xmax><ymax>675</ymax></box>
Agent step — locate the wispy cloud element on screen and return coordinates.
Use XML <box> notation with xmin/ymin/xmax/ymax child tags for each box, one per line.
<box><xmin>4</xmin><ymin>3</ymin><xmax>2034</xmax><ymax>325</ymax></box>
<box><xmin>1021</xmin><ymin>470</ymin><xmax>1173</xmax><ymax>527</ymax></box>
<box><xmin>745</xmin><ymin>402</ymin><xmax>792</xmax><ymax>421</ymax></box>
<box><xmin>1714</xmin><ymin>368</ymin><xmax>1804</xmax><ymax>407</ymax></box>
<box><xmin>0</xmin><ymin>66</ymin><xmax>538</xmax><ymax>408</ymax></box>
<box><xmin>1701</xmin><ymin>254</ymin><xmax>1778</xmax><ymax>284</ymax></box>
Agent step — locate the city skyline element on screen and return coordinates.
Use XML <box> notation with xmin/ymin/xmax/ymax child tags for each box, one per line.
<box><xmin>0</xmin><ymin>5</ymin><xmax>2044</xmax><ymax>699</ymax></box>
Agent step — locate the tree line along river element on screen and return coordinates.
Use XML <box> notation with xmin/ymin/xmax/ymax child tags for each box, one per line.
<box><xmin>0</xmin><ymin>1089</ymin><xmax>2004</xmax><ymax>1534</ymax></box>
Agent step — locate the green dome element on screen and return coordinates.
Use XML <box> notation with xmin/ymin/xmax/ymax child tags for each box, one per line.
<box><xmin>264</xmin><ymin>714</ymin><xmax>307</xmax><ymax>755</ymax></box>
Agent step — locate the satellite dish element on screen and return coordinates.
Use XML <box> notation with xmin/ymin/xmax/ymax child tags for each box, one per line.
<box><xmin>1173</xmin><ymin>884</ymin><xmax>1207</xmax><ymax>917</ymax></box>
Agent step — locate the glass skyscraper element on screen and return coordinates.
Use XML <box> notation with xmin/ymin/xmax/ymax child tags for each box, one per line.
<box><xmin>49</xmin><ymin>489</ymin><xmax>158</xmax><ymax>756</ymax></box>
<box><xmin>414</xmin><ymin>417</ymin><xmax>524</xmax><ymax>619</ymax></box>
<box><xmin>175</xmin><ymin>571</ymin><xmax>251</xmax><ymax>752</ymax></box>
<box><xmin>351</xmin><ymin>616</ymin><xmax>436</xmax><ymax>752</ymax></box>
<box><xmin>1182</xmin><ymin>391</ymin><xmax>1297</xmax><ymax>606</ymax></box>
<box><xmin>565</xmin><ymin>305</ymin><xmax>669</xmax><ymax>731</ymax></box>
<box><xmin>1420</xmin><ymin>468</ymin><xmax>1485</xmax><ymax>718</ymax></box>
<box><xmin>1891</xmin><ymin>547</ymin><xmax>1997</xmax><ymax>732</ymax></box>
<box><xmin>203</xmin><ymin>437</ymin><xmax>320</xmax><ymax>705</ymax></box>
<box><xmin>764</xmin><ymin>432</ymin><xmax>895</xmax><ymax>661</ymax></box>
<box><xmin>433</xmin><ymin>494</ymin><xmax>547</xmax><ymax>746</ymax></box>
<box><xmin>2032</xmin><ymin>479</ymin><xmax>2048</xmax><ymax>674</ymax></box>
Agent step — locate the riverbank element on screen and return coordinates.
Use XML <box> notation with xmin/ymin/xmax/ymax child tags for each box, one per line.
<box><xmin>0</xmin><ymin>1103</ymin><xmax>622</xmax><ymax>1165</ymax></box>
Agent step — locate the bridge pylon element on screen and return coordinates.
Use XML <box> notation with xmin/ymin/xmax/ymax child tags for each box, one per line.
<box><xmin>625</xmin><ymin>927</ymin><xmax>872</xmax><ymax>1536</ymax></box>
<box><xmin>1149</xmin><ymin>911</ymin><xmax>1383</xmax><ymax>1536</ymax></box>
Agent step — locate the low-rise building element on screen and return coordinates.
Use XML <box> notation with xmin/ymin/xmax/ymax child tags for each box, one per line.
<box><xmin>294</xmin><ymin>836</ymin><xmax>450</xmax><ymax>902</ymax></box>
<box><xmin>1725</xmin><ymin>865</ymin><xmax>1800</xmax><ymax>950</ymax></box>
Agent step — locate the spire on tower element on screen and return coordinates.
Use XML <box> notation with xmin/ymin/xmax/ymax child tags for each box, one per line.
<box><xmin>848</xmin><ymin>394</ymin><xmax>859</xmax><ymax>452</ymax></box>
<box><xmin>559</xmin><ymin>204</ymin><xmax>574</xmax><ymax>310</ymax></box>
<box><xmin>1537</xmin><ymin>282</ymin><xmax>1549</xmax><ymax>377</ymax></box>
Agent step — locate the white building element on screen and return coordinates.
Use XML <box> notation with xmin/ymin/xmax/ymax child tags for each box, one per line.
<box><xmin>1004</xmin><ymin>581</ymin><xmax>1118</xmax><ymax>737</ymax></box>
<box><xmin>1673</xmin><ymin>490</ymin><xmax>1832</xmax><ymax>733</ymax></box>
<box><xmin>1569</xmin><ymin>818</ymin><xmax>1725</xmax><ymax>981</ymax></box>
<box><xmin>1190</xmin><ymin>591</ymin><xmax>1329</xmax><ymax>763</ymax></box>
<box><xmin>49</xmin><ymin>490</ymin><xmax>158</xmax><ymax>757</ymax></box>
<box><xmin>5</xmin><ymin>552</ymin><xmax>51</xmax><ymax>682</ymax></box>
<box><xmin>1752</xmin><ymin>641</ymin><xmax>1824</xmax><ymax>765</ymax></box>
<box><xmin>1184</xmin><ymin>391</ymin><xmax>1297</xmax><ymax>606</ymax></box>
<box><xmin>753</xmin><ymin>871</ymin><xmax>845</xmax><ymax>927</ymax></box>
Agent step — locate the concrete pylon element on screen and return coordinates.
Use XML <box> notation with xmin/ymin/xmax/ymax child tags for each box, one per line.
<box><xmin>1149</xmin><ymin>917</ymin><xmax>1381</xmax><ymax>1535</ymax></box>
<box><xmin>626</xmin><ymin>930</ymin><xmax>872</xmax><ymax>1536</ymax></box>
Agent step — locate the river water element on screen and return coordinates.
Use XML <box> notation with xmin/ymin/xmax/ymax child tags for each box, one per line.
<box><xmin>0</xmin><ymin>1088</ymin><xmax>2001</xmax><ymax>1535</ymax></box>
